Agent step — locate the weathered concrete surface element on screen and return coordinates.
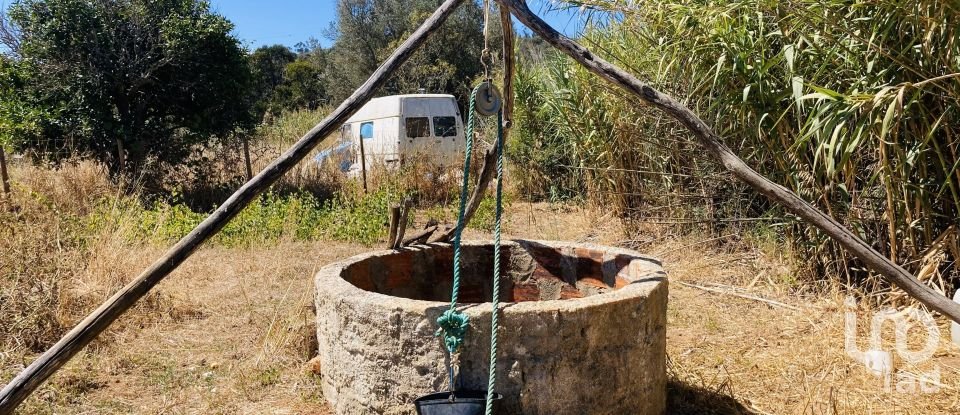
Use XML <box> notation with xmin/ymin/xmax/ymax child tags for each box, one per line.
<box><xmin>315</xmin><ymin>240</ymin><xmax>667</xmax><ymax>415</ymax></box>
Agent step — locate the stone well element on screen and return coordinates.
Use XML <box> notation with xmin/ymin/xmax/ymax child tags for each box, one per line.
<box><xmin>314</xmin><ymin>240</ymin><xmax>667</xmax><ymax>415</ymax></box>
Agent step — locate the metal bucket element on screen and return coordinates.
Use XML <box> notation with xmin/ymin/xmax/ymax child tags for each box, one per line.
<box><xmin>413</xmin><ymin>391</ymin><xmax>501</xmax><ymax>415</ymax></box>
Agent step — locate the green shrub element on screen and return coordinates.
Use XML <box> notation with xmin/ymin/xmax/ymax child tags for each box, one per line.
<box><xmin>470</xmin><ymin>193</ymin><xmax>513</xmax><ymax>232</ymax></box>
<box><xmin>316</xmin><ymin>183</ymin><xmax>395</xmax><ymax>245</ymax></box>
<box><xmin>88</xmin><ymin>187</ymin><xmax>394</xmax><ymax>247</ymax></box>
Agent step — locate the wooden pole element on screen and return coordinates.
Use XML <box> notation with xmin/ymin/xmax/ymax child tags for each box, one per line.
<box><xmin>433</xmin><ymin>16</ymin><xmax>515</xmax><ymax>243</ymax></box>
<box><xmin>0</xmin><ymin>0</ymin><xmax>466</xmax><ymax>411</ymax></box>
<box><xmin>495</xmin><ymin>0</ymin><xmax>960</xmax><ymax>323</ymax></box>
<box><xmin>394</xmin><ymin>198</ymin><xmax>412</xmax><ymax>249</ymax></box>
<box><xmin>434</xmin><ymin>147</ymin><xmax>497</xmax><ymax>242</ymax></box>
<box><xmin>403</xmin><ymin>224</ymin><xmax>438</xmax><ymax>246</ymax></box>
<box><xmin>499</xmin><ymin>6</ymin><xmax>515</xmax><ymax>129</ymax></box>
<box><xmin>115</xmin><ymin>138</ymin><xmax>126</xmax><ymax>173</ymax></box>
<box><xmin>359</xmin><ymin>132</ymin><xmax>368</xmax><ymax>193</ymax></box>
<box><xmin>242</xmin><ymin>135</ymin><xmax>253</xmax><ymax>181</ymax></box>
<box><xmin>0</xmin><ymin>146</ymin><xmax>10</xmax><ymax>198</ymax></box>
<box><xmin>387</xmin><ymin>205</ymin><xmax>401</xmax><ymax>248</ymax></box>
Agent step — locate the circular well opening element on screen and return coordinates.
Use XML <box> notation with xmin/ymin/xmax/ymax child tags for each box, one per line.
<box><xmin>340</xmin><ymin>241</ymin><xmax>647</xmax><ymax>303</ymax></box>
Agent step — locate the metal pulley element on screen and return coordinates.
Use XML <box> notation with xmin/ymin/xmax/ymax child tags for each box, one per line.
<box><xmin>474</xmin><ymin>81</ymin><xmax>502</xmax><ymax>117</ymax></box>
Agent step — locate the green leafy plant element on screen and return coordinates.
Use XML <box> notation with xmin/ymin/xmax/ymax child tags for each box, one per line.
<box><xmin>517</xmin><ymin>0</ymin><xmax>960</xmax><ymax>287</ymax></box>
<box><xmin>6</xmin><ymin>0</ymin><xmax>254</xmax><ymax>174</ymax></box>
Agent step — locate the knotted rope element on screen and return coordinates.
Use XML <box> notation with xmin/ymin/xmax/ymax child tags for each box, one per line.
<box><xmin>433</xmin><ymin>82</ymin><xmax>505</xmax><ymax>415</ymax></box>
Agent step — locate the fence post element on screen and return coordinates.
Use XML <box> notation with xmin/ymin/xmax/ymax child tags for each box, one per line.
<box><xmin>0</xmin><ymin>146</ymin><xmax>10</xmax><ymax>198</ymax></box>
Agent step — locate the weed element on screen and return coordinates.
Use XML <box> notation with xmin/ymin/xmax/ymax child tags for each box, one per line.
<box><xmin>470</xmin><ymin>192</ymin><xmax>514</xmax><ymax>231</ymax></box>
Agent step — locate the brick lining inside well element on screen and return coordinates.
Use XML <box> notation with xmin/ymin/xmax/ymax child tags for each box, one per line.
<box><xmin>341</xmin><ymin>242</ymin><xmax>643</xmax><ymax>303</ymax></box>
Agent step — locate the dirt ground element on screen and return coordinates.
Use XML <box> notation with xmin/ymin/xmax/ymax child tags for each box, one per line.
<box><xmin>8</xmin><ymin>203</ymin><xmax>960</xmax><ymax>414</ymax></box>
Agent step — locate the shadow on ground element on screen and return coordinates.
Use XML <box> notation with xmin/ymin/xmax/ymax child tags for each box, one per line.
<box><xmin>667</xmin><ymin>380</ymin><xmax>756</xmax><ymax>415</ymax></box>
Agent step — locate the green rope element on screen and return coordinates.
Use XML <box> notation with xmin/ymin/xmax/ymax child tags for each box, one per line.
<box><xmin>435</xmin><ymin>83</ymin><xmax>505</xmax><ymax>415</ymax></box>
<box><xmin>435</xmin><ymin>85</ymin><xmax>479</xmax><ymax>355</ymax></box>
<box><xmin>485</xmin><ymin>110</ymin><xmax>504</xmax><ymax>415</ymax></box>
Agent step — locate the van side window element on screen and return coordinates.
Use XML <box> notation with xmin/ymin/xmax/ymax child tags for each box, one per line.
<box><xmin>405</xmin><ymin>117</ymin><xmax>430</xmax><ymax>138</ymax></box>
<box><xmin>433</xmin><ymin>116</ymin><xmax>457</xmax><ymax>137</ymax></box>
<box><xmin>360</xmin><ymin>122</ymin><xmax>374</xmax><ymax>139</ymax></box>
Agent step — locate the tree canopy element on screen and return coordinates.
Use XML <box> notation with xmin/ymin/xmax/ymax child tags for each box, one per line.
<box><xmin>248</xmin><ymin>44</ymin><xmax>296</xmax><ymax>118</ymax></box>
<box><xmin>5</xmin><ymin>0</ymin><xmax>254</xmax><ymax>172</ymax></box>
<box><xmin>244</xmin><ymin>0</ymin><xmax>495</xmax><ymax>120</ymax></box>
<box><xmin>249</xmin><ymin>43</ymin><xmax>328</xmax><ymax>118</ymax></box>
<box><xmin>325</xmin><ymin>0</ymin><xmax>496</xmax><ymax>107</ymax></box>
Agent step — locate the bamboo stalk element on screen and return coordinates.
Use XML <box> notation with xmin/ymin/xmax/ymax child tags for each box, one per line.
<box><xmin>0</xmin><ymin>1</ymin><xmax>467</xmax><ymax>411</ymax></box>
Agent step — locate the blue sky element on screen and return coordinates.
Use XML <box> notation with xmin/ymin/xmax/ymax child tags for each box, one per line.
<box><xmin>209</xmin><ymin>0</ymin><xmax>588</xmax><ymax>50</ymax></box>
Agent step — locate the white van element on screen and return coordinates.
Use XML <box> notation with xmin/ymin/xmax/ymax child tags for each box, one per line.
<box><xmin>315</xmin><ymin>94</ymin><xmax>465</xmax><ymax>174</ymax></box>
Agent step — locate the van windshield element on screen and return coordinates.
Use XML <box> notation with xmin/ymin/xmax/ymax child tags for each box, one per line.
<box><xmin>433</xmin><ymin>116</ymin><xmax>457</xmax><ymax>137</ymax></box>
<box><xmin>405</xmin><ymin>117</ymin><xmax>430</xmax><ymax>138</ymax></box>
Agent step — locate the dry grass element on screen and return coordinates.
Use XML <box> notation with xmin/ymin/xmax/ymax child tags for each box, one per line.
<box><xmin>7</xmin><ymin>243</ymin><xmax>359</xmax><ymax>414</ymax></box>
<box><xmin>1</xmin><ymin>159</ymin><xmax>129</xmax><ymax>355</ymax></box>
<box><xmin>8</xmin><ymin>158</ymin><xmax>116</xmax><ymax>215</ymax></box>
<box><xmin>4</xmin><ymin>161</ymin><xmax>960</xmax><ymax>414</ymax></box>
<box><xmin>657</xmin><ymin>237</ymin><xmax>960</xmax><ymax>414</ymax></box>
<box><xmin>506</xmin><ymin>203</ymin><xmax>960</xmax><ymax>414</ymax></box>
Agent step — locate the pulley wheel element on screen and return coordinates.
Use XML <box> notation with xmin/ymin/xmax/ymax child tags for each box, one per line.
<box><xmin>474</xmin><ymin>81</ymin><xmax>502</xmax><ymax>117</ymax></box>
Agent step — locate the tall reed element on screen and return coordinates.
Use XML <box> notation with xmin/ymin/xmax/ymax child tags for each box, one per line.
<box><xmin>513</xmin><ymin>0</ymin><xmax>960</xmax><ymax>289</ymax></box>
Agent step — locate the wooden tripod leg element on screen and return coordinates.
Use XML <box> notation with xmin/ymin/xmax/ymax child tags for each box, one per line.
<box><xmin>0</xmin><ymin>0</ymin><xmax>468</xmax><ymax>411</ymax></box>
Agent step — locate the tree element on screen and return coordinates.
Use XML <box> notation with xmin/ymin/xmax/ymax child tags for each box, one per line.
<box><xmin>273</xmin><ymin>59</ymin><xmax>327</xmax><ymax>110</ymax></box>
<box><xmin>325</xmin><ymin>0</ymin><xmax>497</xmax><ymax>107</ymax></box>
<box><xmin>248</xmin><ymin>44</ymin><xmax>296</xmax><ymax>118</ymax></box>
<box><xmin>248</xmin><ymin>42</ymin><xmax>330</xmax><ymax>118</ymax></box>
<box><xmin>1</xmin><ymin>12</ymin><xmax>27</xmax><ymax>197</ymax></box>
<box><xmin>6</xmin><ymin>0</ymin><xmax>254</xmax><ymax>174</ymax></box>
<box><xmin>0</xmin><ymin>55</ymin><xmax>47</xmax><ymax>196</ymax></box>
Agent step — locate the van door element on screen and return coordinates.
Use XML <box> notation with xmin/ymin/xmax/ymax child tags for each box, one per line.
<box><xmin>437</xmin><ymin>96</ymin><xmax>465</xmax><ymax>166</ymax></box>
<box><xmin>432</xmin><ymin>115</ymin><xmax>459</xmax><ymax>166</ymax></box>
<box><xmin>403</xmin><ymin>115</ymin><xmax>433</xmax><ymax>163</ymax></box>
<box><xmin>379</xmin><ymin>117</ymin><xmax>401</xmax><ymax>168</ymax></box>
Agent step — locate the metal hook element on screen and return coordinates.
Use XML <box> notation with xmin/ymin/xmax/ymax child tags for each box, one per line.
<box><xmin>444</xmin><ymin>346</ymin><xmax>461</xmax><ymax>394</ymax></box>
